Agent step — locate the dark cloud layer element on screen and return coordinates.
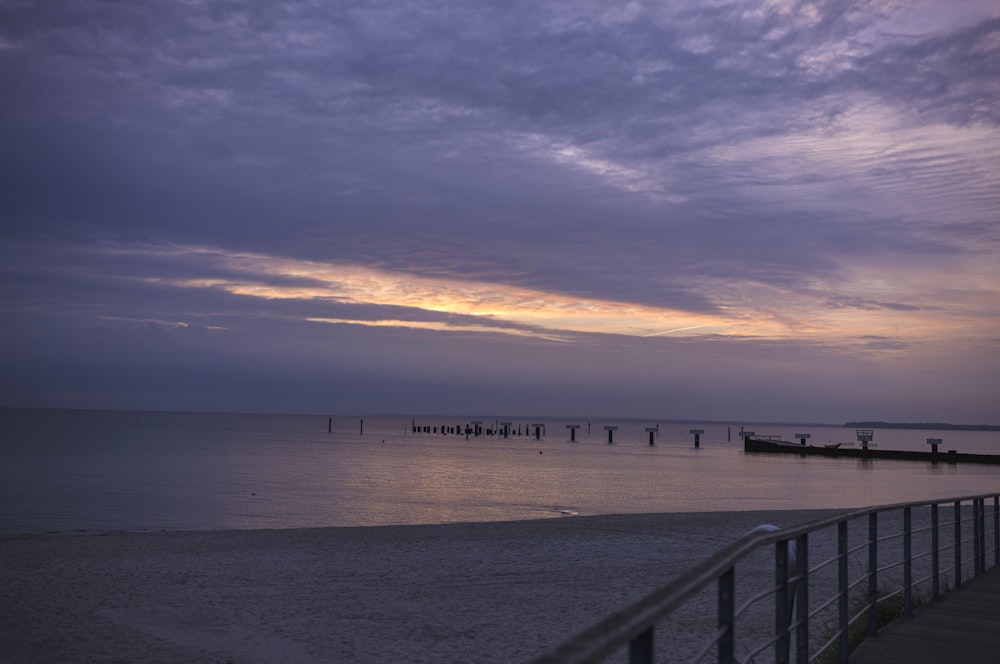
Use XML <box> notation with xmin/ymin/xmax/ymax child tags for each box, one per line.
<box><xmin>2</xmin><ymin>1</ymin><xmax>998</xmax><ymax>421</ymax></box>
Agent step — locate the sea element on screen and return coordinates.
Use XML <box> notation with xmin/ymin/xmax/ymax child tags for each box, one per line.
<box><xmin>2</xmin><ymin>408</ymin><xmax>998</xmax><ymax>535</ymax></box>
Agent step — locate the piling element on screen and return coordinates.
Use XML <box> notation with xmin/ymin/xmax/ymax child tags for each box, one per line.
<box><xmin>328</xmin><ymin>417</ymin><xmax>332</xmax><ymax>433</ymax></box>
<box><xmin>604</xmin><ymin>425</ymin><xmax>617</xmax><ymax>444</ymax></box>
<box><xmin>566</xmin><ymin>424</ymin><xmax>581</xmax><ymax>441</ymax></box>
<box><xmin>533</xmin><ymin>423</ymin><xmax>545</xmax><ymax>440</ymax></box>
<box><xmin>360</xmin><ymin>419</ymin><xmax>364</xmax><ymax>435</ymax></box>
<box><xmin>690</xmin><ymin>429</ymin><xmax>704</xmax><ymax>448</ymax></box>
<box><xmin>645</xmin><ymin>427</ymin><xmax>658</xmax><ymax>446</ymax></box>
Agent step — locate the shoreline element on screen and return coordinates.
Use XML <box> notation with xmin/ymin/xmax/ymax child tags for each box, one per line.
<box><xmin>2</xmin><ymin>509</ymin><xmax>848</xmax><ymax>663</ymax></box>
<box><xmin>2</xmin><ymin>506</ymin><xmax>849</xmax><ymax>540</ymax></box>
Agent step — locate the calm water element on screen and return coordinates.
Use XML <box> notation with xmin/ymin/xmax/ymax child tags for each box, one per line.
<box><xmin>1</xmin><ymin>408</ymin><xmax>999</xmax><ymax>534</ymax></box>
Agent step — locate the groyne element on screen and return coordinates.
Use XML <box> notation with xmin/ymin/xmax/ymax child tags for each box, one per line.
<box><xmin>744</xmin><ymin>437</ymin><xmax>1000</xmax><ymax>464</ymax></box>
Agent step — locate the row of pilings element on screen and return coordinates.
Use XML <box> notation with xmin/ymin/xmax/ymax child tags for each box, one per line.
<box><xmin>406</xmin><ymin>420</ymin><xmax>720</xmax><ymax>445</ymax></box>
<box><xmin>409</xmin><ymin>420</ymin><xmax>555</xmax><ymax>440</ymax></box>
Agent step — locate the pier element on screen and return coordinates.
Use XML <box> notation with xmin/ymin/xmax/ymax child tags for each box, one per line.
<box><xmin>534</xmin><ymin>493</ymin><xmax>1000</xmax><ymax>664</ymax></box>
<box><xmin>850</xmin><ymin>566</ymin><xmax>1000</xmax><ymax>663</ymax></box>
<box><xmin>744</xmin><ymin>436</ymin><xmax>1000</xmax><ymax>465</ymax></box>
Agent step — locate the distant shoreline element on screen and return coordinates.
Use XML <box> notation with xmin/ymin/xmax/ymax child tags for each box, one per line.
<box><xmin>4</xmin><ymin>406</ymin><xmax>997</xmax><ymax>432</ymax></box>
<box><xmin>844</xmin><ymin>421</ymin><xmax>1000</xmax><ymax>432</ymax></box>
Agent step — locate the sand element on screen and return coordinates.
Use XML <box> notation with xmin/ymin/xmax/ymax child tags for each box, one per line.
<box><xmin>1</xmin><ymin>509</ymin><xmax>847</xmax><ymax>663</ymax></box>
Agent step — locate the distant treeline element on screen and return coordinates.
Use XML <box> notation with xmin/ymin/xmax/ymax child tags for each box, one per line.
<box><xmin>844</xmin><ymin>421</ymin><xmax>1000</xmax><ymax>432</ymax></box>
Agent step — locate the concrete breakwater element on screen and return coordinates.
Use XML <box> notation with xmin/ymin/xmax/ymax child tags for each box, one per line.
<box><xmin>744</xmin><ymin>436</ymin><xmax>1000</xmax><ymax>465</ymax></box>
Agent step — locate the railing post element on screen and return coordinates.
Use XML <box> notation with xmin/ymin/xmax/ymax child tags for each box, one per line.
<box><xmin>994</xmin><ymin>495</ymin><xmax>999</xmax><ymax>568</ymax></box>
<box><xmin>903</xmin><ymin>507</ymin><xmax>912</xmax><ymax>617</ymax></box>
<box><xmin>629</xmin><ymin>627</ymin><xmax>653</xmax><ymax>664</ymax></box>
<box><xmin>931</xmin><ymin>503</ymin><xmax>940</xmax><ymax>600</ymax></box>
<box><xmin>838</xmin><ymin>520</ymin><xmax>848</xmax><ymax>664</ymax></box>
<box><xmin>974</xmin><ymin>498</ymin><xmax>982</xmax><ymax>576</ymax></box>
<box><xmin>868</xmin><ymin>512</ymin><xmax>878</xmax><ymax>637</ymax></box>
<box><xmin>775</xmin><ymin>539</ymin><xmax>790</xmax><ymax>664</ymax></box>
<box><xmin>954</xmin><ymin>500</ymin><xmax>962</xmax><ymax>588</ymax></box>
<box><xmin>972</xmin><ymin>499</ymin><xmax>979</xmax><ymax>577</ymax></box>
<box><xmin>795</xmin><ymin>534</ymin><xmax>808</xmax><ymax>664</ymax></box>
<box><xmin>718</xmin><ymin>568</ymin><xmax>734</xmax><ymax>664</ymax></box>
<box><xmin>979</xmin><ymin>498</ymin><xmax>987</xmax><ymax>574</ymax></box>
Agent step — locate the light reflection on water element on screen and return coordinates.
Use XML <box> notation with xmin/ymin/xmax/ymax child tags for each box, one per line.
<box><xmin>1</xmin><ymin>409</ymin><xmax>998</xmax><ymax>534</ymax></box>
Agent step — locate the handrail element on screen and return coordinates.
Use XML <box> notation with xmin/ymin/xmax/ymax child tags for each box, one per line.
<box><xmin>533</xmin><ymin>493</ymin><xmax>1000</xmax><ymax>664</ymax></box>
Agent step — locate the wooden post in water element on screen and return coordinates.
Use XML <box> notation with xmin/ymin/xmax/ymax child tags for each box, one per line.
<box><xmin>533</xmin><ymin>423</ymin><xmax>545</xmax><ymax>440</ymax></box>
<box><xmin>328</xmin><ymin>417</ymin><xmax>332</xmax><ymax>433</ymax></box>
<box><xmin>645</xmin><ymin>427</ymin><xmax>657</xmax><ymax>445</ymax></box>
<box><xmin>360</xmin><ymin>419</ymin><xmax>364</xmax><ymax>435</ymax></box>
<box><xmin>604</xmin><ymin>425</ymin><xmax>617</xmax><ymax>444</ymax></box>
<box><xmin>690</xmin><ymin>429</ymin><xmax>704</xmax><ymax>448</ymax></box>
<box><xmin>566</xmin><ymin>424</ymin><xmax>580</xmax><ymax>441</ymax></box>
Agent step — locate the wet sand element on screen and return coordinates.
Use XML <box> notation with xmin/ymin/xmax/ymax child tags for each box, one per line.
<box><xmin>1</xmin><ymin>509</ymin><xmax>846</xmax><ymax>663</ymax></box>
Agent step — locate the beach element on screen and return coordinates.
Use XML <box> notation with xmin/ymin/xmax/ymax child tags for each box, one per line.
<box><xmin>1</xmin><ymin>509</ymin><xmax>845</xmax><ymax>663</ymax></box>
<box><xmin>3</xmin><ymin>410</ymin><xmax>989</xmax><ymax>662</ymax></box>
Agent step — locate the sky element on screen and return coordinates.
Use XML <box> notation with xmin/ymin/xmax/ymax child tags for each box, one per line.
<box><xmin>2</xmin><ymin>0</ymin><xmax>999</xmax><ymax>423</ymax></box>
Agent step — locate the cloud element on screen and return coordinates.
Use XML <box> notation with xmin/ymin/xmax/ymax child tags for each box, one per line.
<box><xmin>1</xmin><ymin>1</ymin><xmax>998</xmax><ymax>420</ymax></box>
<box><xmin>1</xmin><ymin>240</ymin><xmax>738</xmax><ymax>339</ymax></box>
<box><xmin>5</xmin><ymin>238</ymin><xmax>995</xmax><ymax>359</ymax></box>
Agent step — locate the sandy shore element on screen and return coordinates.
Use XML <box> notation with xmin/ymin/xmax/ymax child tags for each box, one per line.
<box><xmin>2</xmin><ymin>509</ymin><xmax>847</xmax><ymax>663</ymax></box>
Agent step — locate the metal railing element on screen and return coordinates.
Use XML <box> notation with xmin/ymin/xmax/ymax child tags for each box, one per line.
<box><xmin>533</xmin><ymin>493</ymin><xmax>1000</xmax><ymax>664</ymax></box>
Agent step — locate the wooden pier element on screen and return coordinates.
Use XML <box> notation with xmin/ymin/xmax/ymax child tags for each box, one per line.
<box><xmin>850</xmin><ymin>566</ymin><xmax>1000</xmax><ymax>663</ymax></box>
